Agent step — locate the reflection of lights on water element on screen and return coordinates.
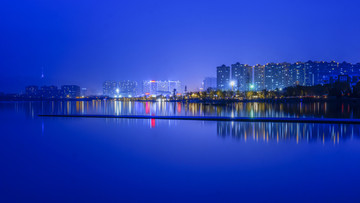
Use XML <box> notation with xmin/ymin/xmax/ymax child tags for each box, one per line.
<box><xmin>145</xmin><ymin>102</ymin><xmax>150</xmax><ymax>114</ymax></box>
<box><xmin>177</xmin><ymin>102</ymin><xmax>181</xmax><ymax>113</ymax></box>
<box><xmin>41</xmin><ymin>121</ymin><xmax>44</xmax><ymax>136</ymax></box>
<box><xmin>215</xmin><ymin>122</ymin><xmax>355</xmax><ymax>144</ymax></box>
<box><xmin>114</xmin><ymin>100</ymin><xmax>121</xmax><ymax>115</ymax></box>
<box><xmin>151</xmin><ymin>118</ymin><xmax>156</xmax><ymax>128</ymax></box>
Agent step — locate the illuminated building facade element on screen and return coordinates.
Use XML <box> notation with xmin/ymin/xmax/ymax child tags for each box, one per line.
<box><xmin>38</xmin><ymin>86</ymin><xmax>59</xmax><ymax>98</ymax></box>
<box><xmin>168</xmin><ymin>80</ymin><xmax>182</xmax><ymax>95</ymax></box>
<box><xmin>118</xmin><ymin>80</ymin><xmax>137</xmax><ymax>97</ymax></box>
<box><xmin>253</xmin><ymin>64</ymin><xmax>265</xmax><ymax>91</ymax></box>
<box><xmin>231</xmin><ymin>63</ymin><xmax>252</xmax><ymax>91</ymax></box>
<box><xmin>142</xmin><ymin>80</ymin><xmax>182</xmax><ymax>96</ymax></box>
<box><xmin>103</xmin><ymin>80</ymin><xmax>138</xmax><ymax>97</ymax></box>
<box><xmin>265</xmin><ymin>63</ymin><xmax>284</xmax><ymax>90</ymax></box>
<box><xmin>217</xmin><ymin>65</ymin><xmax>230</xmax><ymax>90</ymax></box>
<box><xmin>103</xmin><ymin>81</ymin><xmax>118</xmax><ymax>96</ymax></box>
<box><xmin>217</xmin><ymin>60</ymin><xmax>360</xmax><ymax>92</ymax></box>
<box><xmin>61</xmin><ymin>85</ymin><xmax>80</xmax><ymax>98</ymax></box>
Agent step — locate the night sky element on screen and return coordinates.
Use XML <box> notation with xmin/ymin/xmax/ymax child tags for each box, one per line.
<box><xmin>1</xmin><ymin>0</ymin><xmax>359</xmax><ymax>94</ymax></box>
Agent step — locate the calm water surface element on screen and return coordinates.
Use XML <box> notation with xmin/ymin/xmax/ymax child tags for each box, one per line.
<box><xmin>1</xmin><ymin>101</ymin><xmax>360</xmax><ymax>202</ymax></box>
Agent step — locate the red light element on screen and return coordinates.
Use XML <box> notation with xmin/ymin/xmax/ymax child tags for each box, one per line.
<box><xmin>146</xmin><ymin>102</ymin><xmax>150</xmax><ymax>114</ymax></box>
<box><xmin>151</xmin><ymin>113</ymin><xmax>155</xmax><ymax>128</ymax></box>
<box><xmin>151</xmin><ymin>118</ymin><xmax>155</xmax><ymax>128</ymax></box>
<box><xmin>150</xmin><ymin>80</ymin><xmax>156</xmax><ymax>83</ymax></box>
<box><xmin>177</xmin><ymin>102</ymin><xmax>181</xmax><ymax>113</ymax></box>
<box><xmin>145</xmin><ymin>92</ymin><xmax>150</xmax><ymax>95</ymax></box>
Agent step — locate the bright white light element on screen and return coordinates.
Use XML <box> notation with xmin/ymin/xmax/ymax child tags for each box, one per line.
<box><xmin>279</xmin><ymin>88</ymin><xmax>283</xmax><ymax>91</ymax></box>
<box><xmin>114</xmin><ymin>95</ymin><xmax>118</xmax><ymax>98</ymax></box>
<box><xmin>230</xmin><ymin>81</ymin><xmax>235</xmax><ymax>86</ymax></box>
<box><xmin>250</xmin><ymin>84</ymin><xmax>254</xmax><ymax>89</ymax></box>
<box><xmin>116</xmin><ymin>88</ymin><xmax>120</xmax><ymax>93</ymax></box>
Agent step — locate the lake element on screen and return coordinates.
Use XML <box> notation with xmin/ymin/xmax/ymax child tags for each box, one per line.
<box><xmin>1</xmin><ymin>101</ymin><xmax>360</xmax><ymax>202</ymax></box>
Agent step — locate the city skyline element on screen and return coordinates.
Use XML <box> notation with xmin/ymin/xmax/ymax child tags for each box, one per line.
<box><xmin>2</xmin><ymin>1</ymin><xmax>360</xmax><ymax>201</ymax></box>
<box><xmin>3</xmin><ymin>59</ymin><xmax>360</xmax><ymax>96</ymax></box>
<box><xmin>1</xmin><ymin>0</ymin><xmax>360</xmax><ymax>93</ymax></box>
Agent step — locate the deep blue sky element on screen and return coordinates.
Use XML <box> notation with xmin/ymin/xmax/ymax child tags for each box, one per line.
<box><xmin>1</xmin><ymin>0</ymin><xmax>359</xmax><ymax>94</ymax></box>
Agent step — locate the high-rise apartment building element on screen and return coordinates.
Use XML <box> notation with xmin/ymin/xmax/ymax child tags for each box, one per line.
<box><xmin>217</xmin><ymin>65</ymin><xmax>230</xmax><ymax>90</ymax></box>
<box><xmin>142</xmin><ymin>80</ymin><xmax>182</xmax><ymax>96</ymax></box>
<box><xmin>231</xmin><ymin>63</ymin><xmax>252</xmax><ymax>91</ymax></box>
<box><xmin>61</xmin><ymin>85</ymin><xmax>81</xmax><ymax>98</ymax></box>
<box><xmin>216</xmin><ymin>60</ymin><xmax>360</xmax><ymax>92</ymax></box>
<box><xmin>253</xmin><ymin>64</ymin><xmax>265</xmax><ymax>91</ymax></box>
<box><xmin>103</xmin><ymin>81</ymin><xmax>118</xmax><ymax>96</ymax></box>
<box><xmin>118</xmin><ymin>80</ymin><xmax>137</xmax><ymax>97</ymax></box>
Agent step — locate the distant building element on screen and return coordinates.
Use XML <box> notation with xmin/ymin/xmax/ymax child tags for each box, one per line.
<box><xmin>61</xmin><ymin>85</ymin><xmax>80</xmax><ymax>98</ymax></box>
<box><xmin>143</xmin><ymin>80</ymin><xmax>157</xmax><ymax>96</ymax></box>
<box><xmin>304</xmin><ymin>61</ymin><xmax>314</xmax><ymax>86</ymax></box>
<box><xmin>168</xmin><ymin>80</ymin><xmax>182</xmax><ymax>95</ymax></box>
<box><xmin>265</xmin><ymin>63</ymin><xmax>277</xmax><ymax>90</ymax></box>
<box><xmin>39</xmin><ymin>86</ymin><xmax>59</xmax><ymax>98</ymax></box>
<box><xmin>338</xmin><ymin>75</ymin><xmax>350</xmax><ymax>83</ymax></box>
<box><xmin>280</xmin><ymin>63</ymin><xmax>292</xmax><ymax>88</ymax></box>
<box><xmin>25</xmin><ymin>86</ymin><xmax>39</xmax><ymax>97</ymax></box>
<box><xmin>231</xmin><ymin>63</ymin><xmax>252</xmax><ymax>91</ymax></box>
<box><xmin>217</xmin><ymin>65</ymin><xmax>230</xmax><ymax>90</ymax></box>
<box><xmin>118</xmin><ymin>80</ymin><xmax>137</xmax><ymax>97</ymax></box>
<box><xmin>202</xmin><ymin>77</ymin><xmax>217</xmax><ymax>91</ymax></box>
<box><xmin>253</xmin><ymin>64</ymin><xmax>265</xmax><ymax>91</ymax></box>
<box><xmin>81</xmin><ymin>88</ymin><xmax>87</xmax><ymax>97</ymax></box>
<box><xmin>264</xmin><ymin>63</ymin><xmax>291</xmax><ymax>90</ymax></box>
<box><xmin>103</xmin><ymin>80</ymin><xmax>138</xmax><ymax>97</ymax></box>
<box><xmin>213</xmin><ymin>60</ymin><xmax>360</xmax><ymax>92</ymax></box>
<box><xmin>157</xmin><ymin>81</ymin><xmax>170</xmax><ymax>95</ymax></box>
<box><xmin>291</xmin><ymin>62</ymin><xmax>305</xmax><ymax>86</ymax></box>
<box><xmin>103</xmin><ymin>81</ymin><xmax>118</xmax><ymax>96</ymax></box>
<box><xmin>142</xmin><ymin>80</ymin><xmax>182</xmax><ymax>96</ymax></box>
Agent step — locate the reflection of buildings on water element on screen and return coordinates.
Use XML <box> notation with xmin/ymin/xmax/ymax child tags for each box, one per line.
<box><xmin>6</xmin><ymin>100</ymin><xmax>360</xmax><ymax>119</ymax></box>
<box><xmin>217</xmin><ymin>121</ymin><xmax>359</xmax><ymax>144</ymax></box>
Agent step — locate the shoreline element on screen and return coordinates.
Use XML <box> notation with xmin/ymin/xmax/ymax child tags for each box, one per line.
<box><xmin>38</xmin><ymin>114</ymin><xmax>360</xmax><ymax>124</ymax></box>
<box><xmin>2</xmin><ymin>97</ymin><xmax>360</xmax><ymax>103</ymax></box>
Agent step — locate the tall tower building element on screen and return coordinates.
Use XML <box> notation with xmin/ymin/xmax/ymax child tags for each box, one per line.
<box><xmin>280</xmin><ymin>63</ymin><xmax>292</xmax><ymax>88</ymax></box>
<box><xmin>231</xmin><ymin>63</ymin><xmax>252</xmax><ymax>91</ymax></box>
<box><xmin>217</xmin><ymin>65</ymin><xmax>230</xmax><ymax>90</ymax></box>
<box><xmin>253</xmin><ymin>64</ymin><xmax>265</xmax><ymax>91</ymax></box>
<box><xmin>291</xmin><ymin>62</ymin><xmax>305</xmax><ymax>86</ymax></box>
